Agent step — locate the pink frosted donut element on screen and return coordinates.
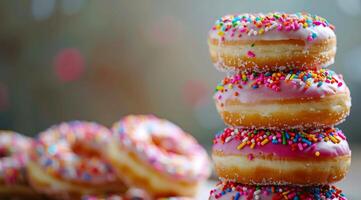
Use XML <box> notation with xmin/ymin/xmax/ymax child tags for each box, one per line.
<box><xmin>208</xmin><ymin>12</ymin><xmax>336</xmax><ymax>72</ymax></box>
<box><xmin>0</xmin><ymin>131</ymin><xmax>41</xmax><ymax>198</ymax></box>
<box><xmin>212</xmin><ymin>127</ymin><xmax>351</xmax><ymax>185</ymax></box>
<box><xmin>209</xmin><ymin>181</ymin><xmax>347</xmax><ymax>200</ymax></box>
<box><xmin>214</xmin><ymin>69</ymin><xmax>351</xmax><ymax>129</ymax></box>
<box><xmin>157</xmin><ymin>198</ymin><xmax>193</xmax><ymax>200</ymax></box>
<box><xmin>106</xmin><ymin>115</ymin><xmax>210</xmax><ymax>198</ymax></box>
<box><xmin>27</xmin><ymin>121</ymin><xmax>126</xmax><ymax>199</ymax></box>
<box><xmin>82</xmin><ymin>194</ymin><xmax>123</xmax><ymax>200</ymax></box>
<box><xmin>82</xmin><ymin>188</ymin><xmax>192</xmax><ymax>200</ymax></box>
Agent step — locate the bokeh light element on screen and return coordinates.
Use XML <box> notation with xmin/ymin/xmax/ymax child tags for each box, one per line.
<box><xmin>31</xmin><ymin>0</ymin><xmax>55</xmax><ymax>20</ymax></box>
<box><xmin>53</xmin><ymin>48</ymin><xmax>85</xmax><ymax>82</ymax></box>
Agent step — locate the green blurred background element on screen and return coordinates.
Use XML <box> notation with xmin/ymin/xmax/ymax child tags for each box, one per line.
<box><xmin>0</xmin><ymin>0</ymin><xmax>360</xmax><ymax>197</ymax></box>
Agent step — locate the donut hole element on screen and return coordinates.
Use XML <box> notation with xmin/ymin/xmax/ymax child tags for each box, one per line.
<box><xmin>151</xmin><ymin>136</ymin><xmax>182</xmax><ymax>155</ymax></box>
<box><xmin>71</xmin><ymin>141</ymin><xmax>102</xmax><ymax>158</ymax></box>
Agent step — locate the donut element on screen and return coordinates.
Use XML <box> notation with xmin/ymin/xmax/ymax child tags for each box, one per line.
<box><xmin>208</xmin><ymin>12</ymin><xmax>336</xmax><ymax>72</ymax></box>
<box><xmin>209</xmin><ymin>181</ymin><xmax>347</xmax><ymax>200</ymax></box>
<box><xmin>82</xmin><ymin>188</ymin><xmax>192</xmax><ymax>200</ymax></box>
<box><xmin>212</xmin><ymin>127</ymin><xmax>351</xmax><ymax>185</ymax></box>
<box><xmin>82</xmin><ymin>194</ymin><xmax>191</xmax><ymax>200</ymax></box>
<box><xmin>82</xmin><ymin>194</ymin><xmax>123</xmax><ymax>200</ymax></box>
<box><xmin>0</xmin><ymin>130</ymin><xmax>42</xmax><ymax>199</ymax></box>
<box><xmin>106</xmin><ymin>115</ymin><xmax>210</xmax><ymax>198</ymax></box>
<box><xmin>214</xmin><ymin>69</ymin><xmax>351</xmax><ymax>129</ymax></box>
<box><xmin>82</xmin><ymin>195</ymin><xmax>192</xmax><ymax>200</ymax></box>
<box><xmin>27</xmin><ymin>121</ymin><xmax>126</xmax><ymax>199</ymax></box>
<box><xmin>157</xmin><ymin>198</ymin><xmax>192</xmax><ymax>200</ymax></box>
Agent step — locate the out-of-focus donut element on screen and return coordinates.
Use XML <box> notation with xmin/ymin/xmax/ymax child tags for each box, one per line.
<box><xmin>122</xmin><ymin>189</ymin><xmax>193</xmax><ymax>200</ymax></box>
<box><xmin>208</xmin><ymin>12</ymin><xmax>336</xmax><ymax>72</ymax></box>
<box><xmin>0</xmin><ymin>130</ymin><xmax>42</xmax><ymax>199</ymax></box>
<box><xmin>27</xmin><ymin>121</ymin><xmax>126</xmax><ymax>199</ymax></box>
<box><xmin>214</xmin><ymin>69</ymin><xmax>351</xmax><ymax>129</ymax></box>
<box><xmin>212</xmin><ymin>127</ymin><xmax>351</xmax><ymax>185</ymax></box>
<box><xmin>106</xmin><ymin>115</ymin><xmax>210</xmax><ymax>198</ymax></box>
<box><xmin>82</xmin><ymin>188</ymin><xmax>193</xmax><ymax>200</ymax></box>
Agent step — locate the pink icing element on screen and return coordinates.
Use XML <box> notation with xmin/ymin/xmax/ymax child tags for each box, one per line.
<box><xmin>212</xmin><ymin>128</ymin><xmax>351</xmax><ymax>159</ymax></box>
<box><xmin>209</xmin><ymin>13</ymin><xmax>336</xmax><ymax>43</ymax></box>
<box><xmin>113</xmin><ymin>115</ymin><xmax>210</xmax><ymax>182</ymax></box>
<box><xmin>213</xmin><ymin>138</ymin><xmax>350</xmax><ymax>159</ymax></box>
<box><xmin>35</xmin><ymin>121</ymin><xmax>118</xmax><ymax>184</ymax></box>
<box><xmin>214</xmin><ymin>70</ymin><xmax>349</xmax><ymax>104</ymax></box>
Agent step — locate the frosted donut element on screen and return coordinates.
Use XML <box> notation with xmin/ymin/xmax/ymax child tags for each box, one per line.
<box><xmin>157</xmin><ymin>198</ymin><xmax>192</xmax><ymax>200</ymax></box>
<box><xmin>209</xmin><ymin>181</ymin><xmax>347</xmax><ymax>200</ymax></box>
<box><xmin>0</xmin><ymin>131</ymin><xmax>41</xmax><ymax>199</ymax></box>
<box><xmin>212</xmin><ymin>127</ymin><xmax>351</xmax><ymax>185</ymax></box>
<box><xmin>208</xmin><ymin>12</ymin><xmax>336</xmax><ymax>72</ymax></box>
<box><xmin>27</xmin><ymin>121</ymin><xmax>126</xmax><ymax>199</ymax></box>
<box><xmin>82</xmin><ymin>189</ymin><xmax>192</xmax><ymax>200</ymax></box>
<box><xmin>106</xmin><ymin>115</ymin><xmax>210</xmax><ymax>198</ymax></box>
<box><xmin>82</xmin><ymin>195</ymin><xmax>192</xmax><ymax>200</ymax></box>
<box><xmin>82</xmin><ymin>195</ymin><xmax>123</xmax><ymax>200</ymax></box>
<box><xmin>82</xmin><ymin>196</ymin><xmax>192</xmax><ymax>200</ymax></box>
<box><xmin>214</xmin><ymin>69</ymin><xmax>351</xmax><ymax>129</ymax></box>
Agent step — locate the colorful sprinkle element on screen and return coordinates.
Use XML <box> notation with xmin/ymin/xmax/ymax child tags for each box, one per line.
<box><xmin>211</xmin><ymin>12</ymin><xmax>334</xmax><ymax>42</ymax></box>
<box><xmin>215</xmin><ymin>69</ymin><xmax>343</xmax><ymax>94</ymax></box>
<box><xmin>214</xmin><ymin>127</ymin><xmax>346</xmax><ymax>156</ymax></box>
<box><xmin>34</xmin><ymin>121</ymin><xmax>118</xmax><ymax>184</ymax></box>
<box><xmin>247</xmin><ymin>50</ymin><xmax>256</xmax><ymax>58</ymax></box>
<box><xmin>113</xmin><ymin>115</ymin><xmax>211</xmax><ymax>181</ymax></box>
<box><xmin>210</xmin><ymin>181</ymin><xmax>347</xmax><ymax>200</ymax></box>
<box><xmin>0</xmin><ymin>131</ymin><xmax>32</xmax><ymax>185</ymax></box>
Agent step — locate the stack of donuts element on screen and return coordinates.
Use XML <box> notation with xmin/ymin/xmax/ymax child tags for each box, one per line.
<box><xmin>0</xmin><ymin>115</ymin><xmax>211</xmax><ymax>200</ymax></box>
<box><xmin>207</xmin><ymin>12</ymin><xmax>352</xmax><ymax>199</ymax></box>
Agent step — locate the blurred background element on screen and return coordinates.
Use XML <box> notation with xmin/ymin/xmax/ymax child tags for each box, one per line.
<box><xmin>0</xmin><ymin>0</ymin><xmax>360</xmax><ymax>198</ymax></box>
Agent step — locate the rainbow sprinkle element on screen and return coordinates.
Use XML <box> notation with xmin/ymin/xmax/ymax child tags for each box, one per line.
<box><xmin>113</xmin><ymin>115</ymin><xmax>210</xmax><ymax>181</ymax></box>
<box><xmin>0</xmin><ymin>131</ymin><xmax>32</xmax><ymax>185</ymax></box>
<box><xmin>215</xmin><ymin>69</ymin><xmax>343</xmax><ymax>93</ymax></box>
<box><xmin>210</xmin><ymin>181</ymin><xmax>347</xmax><ymax>200</ymax></box>
<box><xmin>34</xmin><ymin>121</ymin><xmax>117</xmax><ymax>184</ymax></box>
<box><xmin>211</xmin><ymin>12</ymin><xmax>334</xmax><ymax>42</ymax></box>
<box><xmin>214</xmin><ymin>127</ymin><xmax>346</xmax><ymax>154</ymax></box>
<box><xmin>247</xmin><ymin>50</ymin><xmax>256</xmax><ymax>58</ymax></box>
<box><xmin>82</xmin><ymin>195</ymin><xmax>122</xmax><ymax>200</ymax></box>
